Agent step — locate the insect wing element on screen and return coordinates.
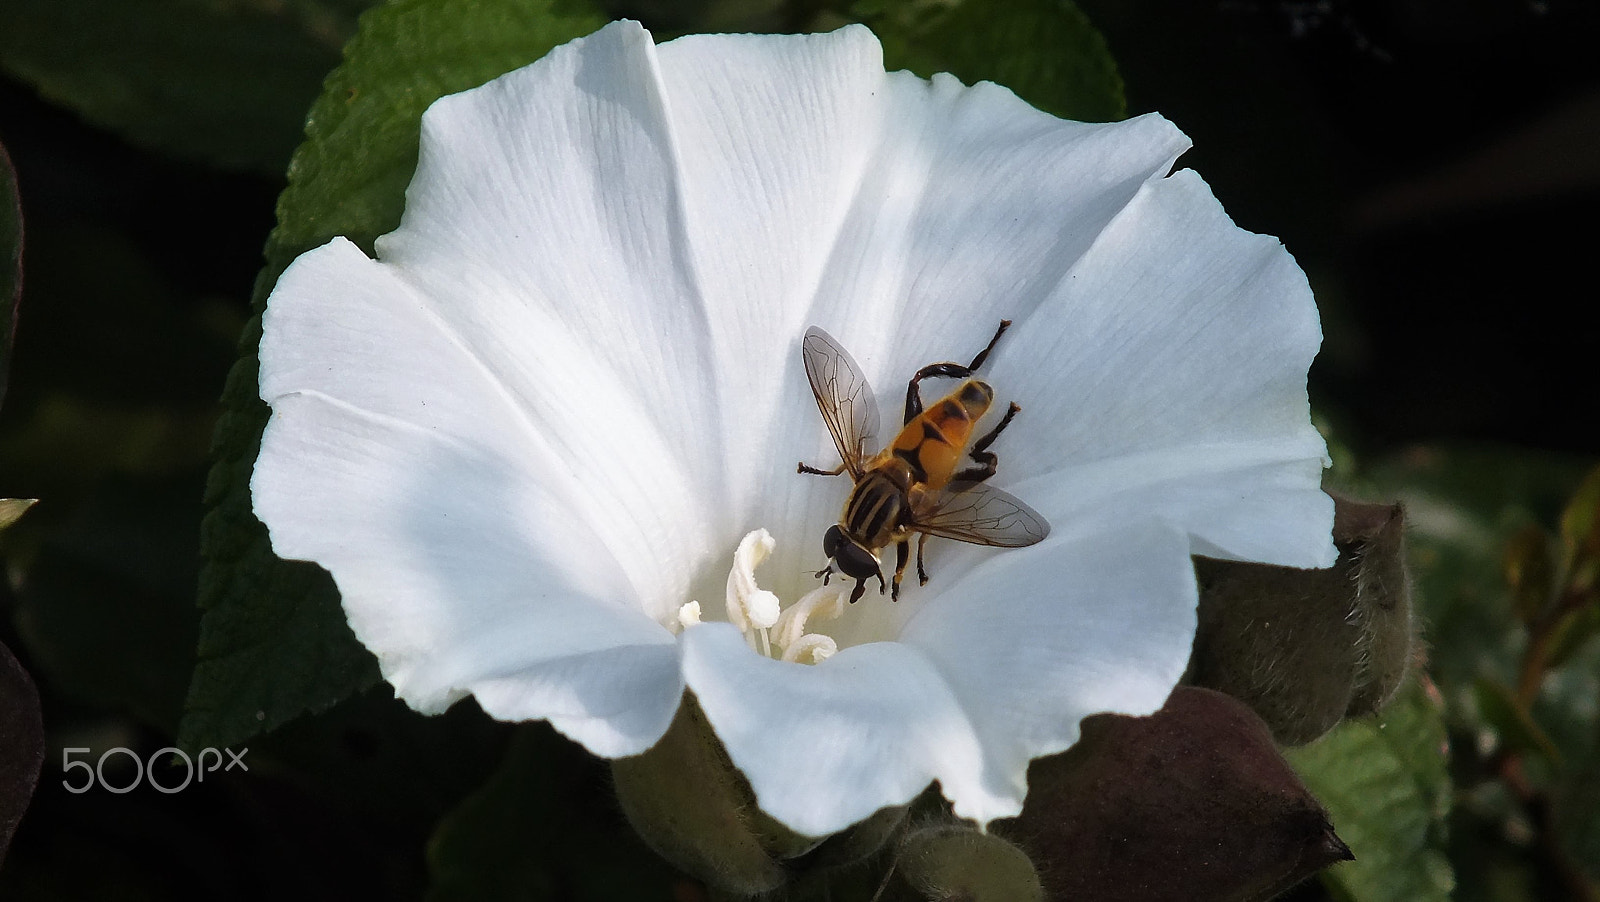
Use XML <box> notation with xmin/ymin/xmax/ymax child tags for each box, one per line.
<box><xmin>801</xmin><ymin>326</ymin><xmax>880</xmax><ymax>478</ymax></box>
<box><xmin>914</xmin><ymin>481</ymin><xmax>1050</xmax><ymax>547</ymax></box>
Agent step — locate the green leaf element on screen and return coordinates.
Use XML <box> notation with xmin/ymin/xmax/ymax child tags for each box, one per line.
<box><xmin>0</xmin><ymin>0</ymin><xmax>375</xmax><ymax>173</ymax></box>
<box><xmin>182</xmin><ymin>0</ymin><xmax>608</xmax><ymax>753</ymax></box>
<box><xmin>426</xmin><ymin>725</ymin><xmax>682</xmax><ymax>901</ymax></box>
<box><xmin>0</xmin><ymin>139</ymin><xmax>19</xmax><ymax>407</ymax></box>
<box><xmin>1287</xmin><ymin>680</ymin><xmax>1455</xmax><ymax>902</ymax></box>
<box><xmin>854</xmin><ymin>0</ymin><xmax>1125</xmax><ymax>123</ymax></box>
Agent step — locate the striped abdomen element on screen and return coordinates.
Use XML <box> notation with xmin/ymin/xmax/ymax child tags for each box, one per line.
<box><xmin>885</xmin><ymin>379</ymin><xmax>994</xmax><ymax>491</ymax></box>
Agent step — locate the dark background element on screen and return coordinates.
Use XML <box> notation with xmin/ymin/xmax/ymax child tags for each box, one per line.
<box><xmin>1</xmin><ymin>0</ymin><xmax>1597</xmax><ymax>897</ymax></box>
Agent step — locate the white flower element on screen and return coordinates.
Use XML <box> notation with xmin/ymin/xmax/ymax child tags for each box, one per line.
<box><xmin>251</xmin><ymin>20</ymin><xmax>1335</xmax><ymax>837</ymax></box>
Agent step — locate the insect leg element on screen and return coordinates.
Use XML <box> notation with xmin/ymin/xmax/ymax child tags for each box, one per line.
<box><xmin>797</xmin><ymin>460</ymin><xmax>849</xmax><ymax>476</ymax></box>
<box><xmin>915</xmin><ymin>533</ymin><xmax>931</xmax><ymax>585</ymax></box>
<box><xmin>955</xmin><ymin>402</ymin><xmax>1020</xmax><ymax>482</ymax></box>
<box><xmin>964</xmin><ymin>319</ymin><xmax>1012</xmax><ymax>373</ymax></box>
<box><xmin>813</xmin><ymin>563</ymin><xmax>834</xmax><ymax>584</ymax></box>
<box><xmin>848</xmin><ymin>577</ymin><xmax>869</xmax><ymax>604</ymax></box>
<box><xmin>892</xmin><ymin>539</ymin><xmax>911</xmax><ymax>601</ymax></box>
<box><xmin>901</xmin><ymin>320</ymin><xmax>1012</xmax><ymax>424</ymax></box>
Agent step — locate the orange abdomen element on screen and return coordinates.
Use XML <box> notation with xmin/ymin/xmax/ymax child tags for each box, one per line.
<box><xmin>886</xmin><ymin>380</ymin><xmax>993</xmax><ymax>490</ymax></box>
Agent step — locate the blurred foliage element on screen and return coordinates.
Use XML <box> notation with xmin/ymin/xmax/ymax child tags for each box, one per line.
<box><xmin>0</xmin><ymin>140</ymin><xmax>18</xmax><ymax>404</ymax></box>
<box><xmin>1332</xmin><ymin>447</ymin><xmax>1600</xmax><ymax>900</ymax></box>
<box><xmin>0</xmin><ymin>0</ymin><xmax>377</xmax><ymax>174</ymax></box>
<box><xmin>427</xmin><ymin>725</ymin><xmax>685</xmax><ymax>901</ymax></box>
<box><xmin>0</xmin><ymin>0</ymin><xmax>1594</xmax><ymax>898</ymax></box>
<box><xmin>853</xmin><ymin>0</ymin><xmax>1125</xmax><ymax>122</ymax></box>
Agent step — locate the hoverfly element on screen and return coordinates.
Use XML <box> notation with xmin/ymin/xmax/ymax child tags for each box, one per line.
<box><xmin>797</xmin><ymin>320</ymin><xmax>1049</xmax><ymax>604</ymax></box>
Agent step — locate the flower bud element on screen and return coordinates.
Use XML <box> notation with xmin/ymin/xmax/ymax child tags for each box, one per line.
<box><xmin>1338</xmin><ymin>497</ymin><xmax>1413</xmax><ymax>717</ymax></box>
<box><xmin>995</xmin><ymin>687</ymin><xmax>1352</xmax><ymax>902</ymax></box>
<box><xmin>1188</xmin><ymin>493</ymin><xmax>1414</xmax><ymax>743</ymax></box>
<box><xmin>801</xmin><ymin>802</ymin><xmax>909</xmax><ymax>872</ymax></box>
<box><xmin>611</xmin><ymin>692</ymin><xmax>799</xmax><ymax>894</ymax></box>
<box><xmin>1</xmin><ymin>639</ymin><xmax>44</xmax><ymax>868</ymax></box>
<box><xmin>888</xmin><ymin>824</ymin><xmax>1042</xmax><ymax>902</ymax></box>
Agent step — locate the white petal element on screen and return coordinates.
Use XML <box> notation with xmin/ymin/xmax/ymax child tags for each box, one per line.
<box><xmin>680</xmin><ymin>623</ymin><xmax>996</xmax><ymax>837</ymax></box>
<box><xmin>806</xmin><ymin>87</ymin><xmax>1190</xmax><ymax>380</ymax></box>
<box><xmin>650</xmin><ymin>27</ymin><xmax>892</xmax><ymax>517</ymax></box>
<box><xmin>897</xmin><ymin>519</ymin><xmax>1199</xmax><ymax>822</ymax></box>
<box><xmin>982</xmin><ymin>168</ymin><xmax>1335</xmax><ymax>568</ymax></box>
<box><xmin>252</xmin><ymin>20</ymin><xmax>1335</xmax><ymax>835</ymax></box>
<box><xmin>359</xmin><ymin>21</ymin><xmax>734</xmax><ymax>604</ymax></box>
<box><xmin>684</xmin><ymin>520</ymin><xmax>1197</xmax><ymax>834</ymax></box>
<box><xmin>739</xmin><ymin>75</ymin><xmax>1195</xmax><ymax>594</ymax></box>
<box><xmin>254</xmin><ymin>382</ymin><xmax>683</xmax><ymax>758</ymax></box>
<box><xmin>261</xmin><ymin>180</ymin><xmax>717</xmax><ymax>625</ymax></box>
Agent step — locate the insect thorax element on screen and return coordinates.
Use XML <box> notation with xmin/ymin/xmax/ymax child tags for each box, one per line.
<box><xmin>843</xmin><ymin>466</ymin><xmax>912</xmax><ymax>549</ymax></box>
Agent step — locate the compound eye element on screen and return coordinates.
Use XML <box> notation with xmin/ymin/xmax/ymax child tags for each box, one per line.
<box><xmin>822</xmin><ymin>525</ymin><xmax>845</xmax><ymax>559</ymax></box>
<box><xmin>834</xmin><ymin>540</ymin><xmax>881</xmax><ymax>581</ymax></box>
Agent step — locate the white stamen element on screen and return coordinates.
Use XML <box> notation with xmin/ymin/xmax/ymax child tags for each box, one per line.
<box><xmin>677</xmin><ymin>601</ymin><xmax>702</xmax><ymax>630</ymax></box>
<box><xmin>728</xmin><ymin>529</ymin><xmax>782</xmax><ymax>632</ymax></box>
<box><xmin>782</xmin><ymin>633</ymin><xmax>838</xmax><ymax>664</ymax></box>
<box><xmin>715</xmin><ymin>528</ymin><xmax>841</xmax><ymax>664</ymax></box>
<box><xmin>773</xmin><ymin>585</ymin><xmax>847</xmax><ymax>654</ymax></box>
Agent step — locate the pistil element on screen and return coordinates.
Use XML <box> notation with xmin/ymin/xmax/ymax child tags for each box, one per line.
<box><xmin>672</xmin><ymin>529</ymin><xmax>845</xmax><ymax>664</ymax></box>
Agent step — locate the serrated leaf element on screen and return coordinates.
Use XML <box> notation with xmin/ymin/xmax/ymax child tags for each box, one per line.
<box><xmin>426</xmin><ymin>725</ymin><xmax>681</xmax><ymax>901</ymax></box>
<box><xmin>0</xmin><ymin>139</ymin><xmax>19</xmax><ymax>408</ymax></box>
<box><xmin>182</xmin><ymin>0</ymin><xmax>609</xmax><ymax>753</ymax></box>
<box><xmin>0</xmin><ymin>0</ymin><xmax>375</xmax><ymax>173</ymax></box>
<box><xmin>1287</xmin><ymin>680</ymin><xmax>1455</xmax><ymax>902</ymax></box>
<box><xmin>857</xmin><ymin>0</ymin><xmax>1125</xmax><ymax>123</ymax></box>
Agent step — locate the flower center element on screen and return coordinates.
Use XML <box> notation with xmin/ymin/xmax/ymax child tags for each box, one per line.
<box><xmin>671</xmin><ymin>529</ymin><xmax>846</xmax><ymax>664</ymax></box>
